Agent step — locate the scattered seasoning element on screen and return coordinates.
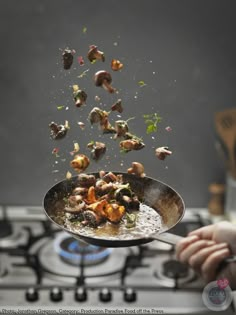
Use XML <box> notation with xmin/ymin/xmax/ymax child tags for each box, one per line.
<box><xmin>78</xmin><ymin>69</ymin><xmax>90</xmax><ymax>78</ymax></box>
<box><xmin>165</xmin><ymin>126</ymin><xmax>172</xmax><ymax>132</ymax></box>
<box><xmin>52</xmin><ymin>148</ymin><xmax>60</xmax><ymax>157</ymax></box>
<box><xmin>111</xmin><ymin>59</ymin><xmax>123</xmax><ymax>71</ymax></box>
<box><xmin>78</xmin><ymin>56</ymin><xmax>85</xmax><ymax>66</ymax></box>
<box><xmin>77</xmin><ymin>122</ymin><xmax>85</xmax><ymax>130</ymax></box>
<box><xmin>138</xmin><ymin>80</ymin><xmax>147</xmax><ymax>87</ymax></box>
<box><xmin>70</xmin><ymin>142</ymin><xmax>80</xmax><ymax>155</ymax></box>
<box><xmin>62</xmin><ymin>48</ymin><xmax>75</xmax><ymax>70</ymax></box>
<box><xmin>143</xmin><ymin>113</ymin><xmax>162</xmax><ymax>134</ymax></box>
<box><xmin>94</xmin><ymin>95</ymin><xmax>101</xmax><ymax>102</ymax></box>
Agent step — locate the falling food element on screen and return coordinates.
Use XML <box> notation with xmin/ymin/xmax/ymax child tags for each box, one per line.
<box><xmin>87</xmin><ymin>141</ymin><xmax>106</xmax><ymax>160</ymax></box>
<box><xmin>49</xmin><ymin>121</ymin><xmax>69</xmax><ymax>140</ymax></box>
<box><xmin>155</xmin><ymin>146</ymin><xmax>172</xmax><ymax>160</ymax></box>
<box><xmin>111</xmin><ymin>59</ymin><xmax>124</xmax><ymax>71</ymax></box>
<box><xmin>78</xmin><ymin>69</ymin><xmax>90</xmax><ymax>78</ymax></box>
<box><xmin>111</xmin><ymin>99</ymin><xmax>123</xmax><ymax>113</ymax></box>
<box><xmin>78</xmin><ymin>56</ymin><xmax>85</xmax><ymax>66</ymax></box>
<box><xmin>127</xmin><ymin>162</ymin><xmax>145</xmax><ymax>177</ymax></box>
<box><xmin>70</xmin><ymin>154</ymin><xmax>90</xmax><ymax>173</ymax></box>
<box><xmin>62</xmin><ymin>48</ymin><xmax>75</xmax><ymax>70</ymax></box>
<box><xmin>66</xmin><ymin>171</ymin><xmax>72</xmax><ymax>180</ymax></box>
<box><xmin>70</xmin><ymin>142</ymin><xmax>80</xmax><ymax>155</ymax></box>
<box><xmin>94</xmin><ymin>70</ymin><xmax>116</xmax><ymax>93</ymax></box>
<box><xmin>73</xmin><ymin>86</ymin><xmax>87</xmax><ymax>108</ymax></box>
<box><xmin>77</xmin><ymin>122</ymin><xmax>85</xmax><ymax>130</ymax></box>
<box><xmin>165</xmin><ymin>126</ymin><xmax>172</xmax><ymax>132</ymax></box>
<box><xmin>87</xmin><ymin>45</ymin><xmax>105</xmax><ymax>63</ymax></box>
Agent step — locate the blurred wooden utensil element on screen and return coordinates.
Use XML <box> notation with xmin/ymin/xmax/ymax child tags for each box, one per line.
<box><xmin>215</xmin><ymin>108</ymin><xmax>236</xmax><ymax>179</ymax></box>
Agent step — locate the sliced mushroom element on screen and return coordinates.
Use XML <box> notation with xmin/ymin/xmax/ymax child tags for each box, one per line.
<box><xmin>111</xmin><ymin>99</ymin><xmax>123</xmax><ymax>113</ymax></box>
<box><xmin>82</xmin><ymin>210</ymin><xmax>104</xmax><ymax>227</ymax></box>
<box><xmin>115</xmin><ymin>120</ymin><xmax>129</xmax><ymax>137</ymax></box>
<box><xmin>94</xmin><ymin>70</ymin><xmax>116</xmax><ymax>93</ymax></box>
<box><xmin>77</xmin><ymin>174</ymin><xmax>96</xmax><ymax>187</ymax></box>
<box><xmin>102</xmin><ymin>172</ymin><xmax>118</xmax><ymax>183</ymax></box>
<box><xmin>73</xmin><ymin>89</ymin><xmax>87</xmax><ymax>107</ymax></box>
<box><xmin>155</xmin><ymin>146</ymin><xmax>172</xmax><ymax>160</ymax></box>
<box><xmin>49</xmin><ymin>121</ymin><xmax>68</xmax><ymax>140</ymax></box>
<box><xmin>87</xmin><ymin>45</ymin><xmax>105</xmax><ymax>63</ymax></box>
<box><xmin>87</xmin><ymin>141</ymin><xmax>106</xmax><ymax>160</ymax></box>
<box><xmin>120</xmin><ymin>139</ymin><xmax>145</xmax><ymax>152</ymax></box>
<box><xmin>127</xmin><ymin>162</ymin><xmax>145</xmax><ymax>177</ymax></box>
<box><xmin>70</xmin><ymin>154</ymin><xmax>90</xmax><ymax>173</ymax></box>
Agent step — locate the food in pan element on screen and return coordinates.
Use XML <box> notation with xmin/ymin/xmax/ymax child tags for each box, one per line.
<box><xmin>63</xmin><ymin>171</ymin><xmax>140</xmax><ymax>228</ymax></box>
<box><xmin>155</xmin><ymin>146</ymin><xmax>172</xmax><ymax>160</ymax></box>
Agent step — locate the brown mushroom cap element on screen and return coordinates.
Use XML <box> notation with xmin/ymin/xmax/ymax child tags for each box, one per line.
<box><xmin>94</xmin><ymin>70</ymin><xmax>112</xmax><ymax>87</ymax></box>
<box><xmin>87</xmin><ymin>46</ymin><xmax>98</xmax><ymax>61</ymax></box>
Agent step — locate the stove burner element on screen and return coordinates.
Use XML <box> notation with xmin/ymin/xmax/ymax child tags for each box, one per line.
<box><xmin>154</xmin><ymin>259</ymin><xmax>196</xmax><ymax>288</ymax></box>
<box><xmin>163</xmin><ymin>259</ymin><xmax>189</xmax><ymax>279</ymax></box>
<box><xmin>0</xmin><ymin>221</ymin><xmax>12</xmax><ymax>238</ymax></box>
<box><xmin>54</xmin><ymin>234</ymin><xmax>112</xmax><ymax>266</ymax></box>
<box><xmin>30</xmin><ymin>231</ymin><xmax>135</xmax><ymax>284</ymax></box>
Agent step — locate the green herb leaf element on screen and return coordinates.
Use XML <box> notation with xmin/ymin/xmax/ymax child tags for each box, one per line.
<box><xmin>143</xmin><ymin>113</ymin><xmax>162</xmax><ymax>134</ymax></box>
<box><xmin>138</xmin><ymin>80</ymin><xmax>147</xmax><ymax>87</ymax></box>
<box><xmin>57</xmin><ymin>105</ymin><xmax>65</xmax><ymax>110</ymax></box>
<box><xmin>82</xmin><ymin>26</ymin><xmax>87</xmax><ymax>34</ymax></box>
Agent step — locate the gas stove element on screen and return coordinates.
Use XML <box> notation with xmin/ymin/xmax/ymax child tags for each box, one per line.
<box><xmin>0</xmin><ymin>206</ymin><xmax>235</xmax><ymax>315</ymax></box>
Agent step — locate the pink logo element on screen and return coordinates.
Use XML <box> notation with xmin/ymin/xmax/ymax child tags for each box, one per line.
<box><xmin>217</xmin><ymin>278</ymin><xmax>229</xmax><ymax>289</ymax></box>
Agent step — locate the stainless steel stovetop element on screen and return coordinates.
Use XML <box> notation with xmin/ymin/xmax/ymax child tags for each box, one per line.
<box><xmin>0</xmin><ymin>206</ymin><xmax>235</xmax><ymax>315</ymax></box>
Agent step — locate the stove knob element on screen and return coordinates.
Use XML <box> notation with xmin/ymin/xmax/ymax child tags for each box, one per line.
<box><xmin>25</xmin><ymin>287</ymin><xmax>39</xmax><ymax>302</ymax></box>
<box><xmin>99</xmin><ymin>288</ymin><xmax>112</xmax><ymax>302</ymax></box>
<box><xmin>124</xmin><ymin>288</ymin><xmax>137</xmax><ymax>302</ymax></box>
<box><xmin>50</xmin><ymin>287</ymin><xmax>63</xmax><ymax>302</ymax></box>
<box><xmin>75</xmin><ymin>287</ymin><xmax>87</xmax><ymax>302</ymax></box>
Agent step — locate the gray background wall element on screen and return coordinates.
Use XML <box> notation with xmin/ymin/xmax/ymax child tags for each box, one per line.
<box><xmin>0</xmin><ymin>0</ymin><xmax>236</xmax><ymax>207</ymax></box>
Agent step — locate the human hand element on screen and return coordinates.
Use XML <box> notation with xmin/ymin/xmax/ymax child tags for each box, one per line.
<box><xmin>176</xmin><ymin>221</ymin><xmax>236</xmax><ymax>289</ymax></box>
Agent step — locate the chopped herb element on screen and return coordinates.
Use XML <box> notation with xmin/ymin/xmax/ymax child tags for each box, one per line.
<box><xmin>143</xmin><ymin>113</ymin><xmax>162</xmax><ymax>134</ymax></box>
<box><xmin>138</xmin><ymin>80</ymin><xmax>147</xmax><ymax>87</ymax></box>
<box><xmin>57</xmin><ymin>105</ymin><xmax>65</xmax><ymax>110</ymax></box>
<box><xmin>82</xmin><ymin>26</ymin><xmax>87</xmax><ymax>34</ymax></box>
<box><xmin>125</xmin><ymin>213</ymin><xmax>137</xmax><ymax>228</ymax></box>
<box><xmin>78</xmin><ymin>69</ymin><xmax>90</xmax><ymax>78</ymax></box>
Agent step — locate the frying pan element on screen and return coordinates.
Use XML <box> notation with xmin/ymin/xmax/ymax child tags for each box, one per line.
<box><xmin>43</xmin><ymin>172</ymin><xmax>184</xmax><ymax>247</ymax></box>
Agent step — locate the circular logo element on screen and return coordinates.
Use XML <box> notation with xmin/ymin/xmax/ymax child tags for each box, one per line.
<box><xmin>202</xmin><ymin>281</ymin><xmax>233</xmax><ymax>311</ymax></box>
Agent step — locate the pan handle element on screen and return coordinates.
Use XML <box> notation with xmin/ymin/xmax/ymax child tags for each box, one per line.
<box><xmin>148</xmin><ymin>232</ymin><xmax>184</xmax><ymax>245</ymax></box>
<box><xmin>150</xmin><ymin>232</ymin><xmax>236</xmax><ymax>273</ymax></box>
